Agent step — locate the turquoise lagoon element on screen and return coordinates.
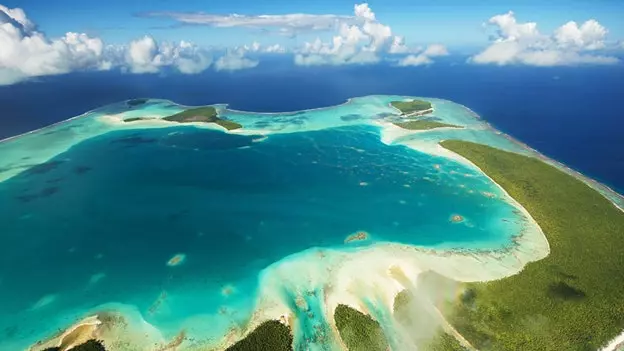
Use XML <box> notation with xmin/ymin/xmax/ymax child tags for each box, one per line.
<box><xmin>0</xmin><ymin>96</ymin><xmax>571</xmax><ymax>350</ymax></box>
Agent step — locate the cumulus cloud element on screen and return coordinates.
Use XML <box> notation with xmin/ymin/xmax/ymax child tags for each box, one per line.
<box><xmin>242</xmin><ymin>41</ymin><xmax>287</xmax><ymax>54</ymax></box>
<box><xmin>294</xmin><ymin>3</ymin><xmax>437</xmax><ymax>66</ymax></box>
<box><xmin>214</xmin><ymin>48</ymin><xmax>259</xmax><ymax>71</ymax></box>
<box><xmin>0</xmin><ymin>4</ymin><xmax>113</xmax><ymax>85</ymax></box>
<box><xmin>125</xmin><ymin>36</ymin><xmax>212</xmax><ymax>74</ymax></box>
<box><xmin>354</xmin><ymin>3</ymin><xmax>376</xmax><ymax>21</ymax></box>
<box><xmin>471</xmin><ymin>11</ymin><xmax>618</xmax><ymax>66</ymax></box>
<box><xmin>389</xmin><ymin>36</ymin><xmax>410</xmax><ymax>54</ymax></box>
<box><xmin>0</xmin><ymin>4</ymin><xmax>222</xmax><ymax>85</ymax></box>
<box><xmin>397</xmin><ymin>44</ymin><xmax>449</xmax><ymax>66</ymax></box>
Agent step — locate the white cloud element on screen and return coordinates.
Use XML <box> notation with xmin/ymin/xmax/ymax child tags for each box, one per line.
<box><xmin>472</xmin><ymin>11</ymin><xmax>618</xmax><ymax>66</ymax></box>
<box><xmin>554</xmin><ymin>20</ymin><xmax>607</xmax><ymax>50</ymax></box>
<box><xmin>294</xmin><ymin>3</ymin><xmax>435</xmax><ymax>66</ymax></box>
<box><xmin>125</xmin><ymin>36</ymin><xmax>212</xmax><ymax>74</ymax></box>
<box><xmin>0</xmin><ymin>5</ymin><xmax>113</xmax><ymax>85</ymax></box>
<box><xmin>398</xmin><ymin>54</ymin><xmax>432</xmax><ymax>66</ymax></box>
<box><xmin>242</xmin><ymin>41</ymin><xmax>287</xmax><ymax>54</ymax></box>
<box><xmin>354</xmin><ymin>3</ymin><xmax>376</xmax><ymax>21</ymax></box>
<box><xmin>0</xmin><ymin>5</ymin><xmax>215</xmax><ymax>85</ymax></box>
<box><xmin>264</xmin><ymin>44</ymin><xmax>287</xmax><ymax>53</ymax></box>
<box><xmin>422</xmin><ymin>44</ymin><xmax>449</xmax><ymax>57</ymax></box>
<box><xmin>139</xmin><ymin>11</ymin><xmax>352</xmax><ymax>36</ymax></box>
<box><xmin>389</xmin><ymin>36</ymin><xmax>410</xmax><ymax>54</ymax></box>
<box><xmin>214</xmin><ymin>49</ymin><xmax>259</xmax><ymax>71</ymax></box>
<box><xmin>398</xmin><ymin>44</ymin><xmax>449</xmax><ymax>66</ymax></box>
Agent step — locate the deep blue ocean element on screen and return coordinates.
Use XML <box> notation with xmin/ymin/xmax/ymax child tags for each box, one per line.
<box><xmin>1</xmin><ymin>58</ymin><xmax>622</xmax><ymax>192</ymax></box>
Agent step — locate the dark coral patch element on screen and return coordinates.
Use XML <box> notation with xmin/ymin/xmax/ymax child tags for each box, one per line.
<box><xmin>74</xmin><ymin>166</ymin><xmax>92</xmax><ymax>175</ymax></box>
<box><xmin>16</xmin><ymin>187</ymin><xmax>60</xmax><ymax>203</ymax></box>
<box><xmin>111</xmin><ymin>135</ymin><xmax>158</xmax><ymax>147</ymax></box>
<box><xmin>340</xmin><ymin>114</ymin><xmax>363</xmax><ymax>121</ymax></box>
<box><xmin>25</xmin><ymin>160</ymin><xmax>64</xmax><ymax>175</ymax></box>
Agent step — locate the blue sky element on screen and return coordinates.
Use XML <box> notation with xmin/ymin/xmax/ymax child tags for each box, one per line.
<box><xmin>1</xmin><ymin>0</ymin><xmax>623</xmax><ymax>85</ymax></box>
<box><xmin>6</xmin><ymin>0</ymin><xmax>624</xmax><ymax>47</ymax></box>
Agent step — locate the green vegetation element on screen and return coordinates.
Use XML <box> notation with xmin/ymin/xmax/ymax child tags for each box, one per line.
<box><xmin>436</xmin><ymin>140</ymin><xmax>624</xmax><ymax>350</ymax></box>
<box><xmin>163</xmin><ymin>107</ymin><xmax>242</xmax><ymax>130</ymax></box>
<box><xmin>426</xmin><ymin>333</ymin><xmax>470</xmax><ymax>351</ymax></box>
<box><xmin>163</xmin><ymin>106</ymin><xmax>218</xmax><ymax>122</ymax></box>
<box><xmin>123</xmin><ymin>117</ymin><xmax>156</xmax><ymax>122</ymax></box>
<box><xmin>226</xmin><ymin>320</ymin><xmax>293</xmax><ymax>351</ymax></box>
<box><xmin>391</xmin><ymin>100</ymin><xmax>433</xmax><ymax>115</ymax></box>
<box><xmin>393</xmin><ymin>120</ymin><xmax>462</xmax><ymax>131</ymax></box>
<box><xmin>393</xmin><ymin>290</ymin><xmax>468</xmax><ymax>351</ymax></box>
<box><xmin>43</xmin><ymin>339</ymin><xmax>106</xmax><ymax>351</ymax></box>
<box><xmin>334</xmin><ymin>304</ymin><xmax>388</xmax><ymax>351</ymax></box>
<box><xmin>123</xmin><ymin>106</ymin><xmax>242</xmax><ymax>130</ymax></box>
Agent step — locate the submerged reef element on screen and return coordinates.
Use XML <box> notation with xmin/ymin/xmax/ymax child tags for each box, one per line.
<box><xmin>126</xmin><ymin>98</ymin><xmax>149</xmax><ymax>107</ymax></box>
<box><xmin>344</xmin><ymin>231</ymin><xmax>369</xmax><ymax>244</ymax></box>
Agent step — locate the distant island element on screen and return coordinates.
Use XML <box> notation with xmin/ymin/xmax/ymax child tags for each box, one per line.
<box><xmin>389</xmin><ymin>99</ymin><xmax>463</xmax><ymax>130</ymax></box>
<box><xmin>123</xmin><ymin>106</ymin><xmax>243</xmax><ymax>130</ymax></box>
<box><xmin>390</xmin><ymin>99</ymin><xmax>434</xmax><ymax>117</ymax></box>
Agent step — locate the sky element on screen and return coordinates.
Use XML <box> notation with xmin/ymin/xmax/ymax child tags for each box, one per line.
<box><xmin>1</xmin><ymin>0</ymin><xmax>624</xmax><ymax>85</ymax></box>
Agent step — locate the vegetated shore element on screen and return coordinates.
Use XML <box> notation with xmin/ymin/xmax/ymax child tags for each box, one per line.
<box><xmin>431</xmin><ymin>140</ymin><xmax>624</xmax><ymax>351</ymax></box>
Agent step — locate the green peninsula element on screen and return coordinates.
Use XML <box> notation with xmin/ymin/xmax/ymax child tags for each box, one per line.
<box><xmin>436</xmin><ymin>140</ymin><xmax>624</xmax><ymax>350</ymax></box>
<box><xmin>391</xmin><ymin>100</ymin><xmax>433</xmax><ymax>116</ymax></box>
<box><xmin>123</xmin><ymin>107</ymin><xmax>243</xmax><ymax>130</ymax></box>
<box><xmin>226</xmin><ymin>320</ymin><xmax>293</xmax><ymax>351</ymax></box>
<box><xmin>335</xmin><ymin>304</ymin><xmax>388</xmax><ymax>351</ymax></box>
<box><xmin>393</xmin><ymin>120</ymin><xmax>462</xmax><ymax>131</ymax></box>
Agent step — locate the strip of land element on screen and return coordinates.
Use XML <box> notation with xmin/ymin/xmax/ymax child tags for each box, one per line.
<box><xmin>123</xmin><ymin>107</ymin><xmax>243</xmax><ymax>130</ymax></box>
<box><xmin>392</xmin><ymin>120</ymin><xmax>462</xmax><ymax>131</ymax></box>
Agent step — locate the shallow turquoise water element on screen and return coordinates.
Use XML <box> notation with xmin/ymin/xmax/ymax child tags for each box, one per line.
<box><xmin>0</xmin><ymin>96</ymin><xmax>546</xmax><ymax>349</ymax></box>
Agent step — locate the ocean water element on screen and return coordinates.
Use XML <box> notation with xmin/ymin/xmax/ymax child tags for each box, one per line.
<box><xmin>0</xmin><ymin>96</ymin><xmax>546</xmax><ymax>350</ymax></box>
<box><xmin>2</xmin><ymin>60</ymin><xmax>623</xmax><ymax>192</ymax></box>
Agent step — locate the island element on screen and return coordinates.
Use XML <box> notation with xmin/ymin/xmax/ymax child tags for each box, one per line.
<box><xmin>390</xmin><ymin>99</ymin><xmax>434</xmax><ymax>117</ymax></box>
<box><xmin>164</xmin><ymin>107</ymin><xmax>242</xmax><ymax>130</ymax></box>
<box><xmin>123</xmin><ymin>107</ymin><xmax>243</xmax><ymax>130</ymax></box>
<box><xmin>393</xmin><ymin>120</ymin><xmax>462</xmax><ymax>131</ymax></box>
